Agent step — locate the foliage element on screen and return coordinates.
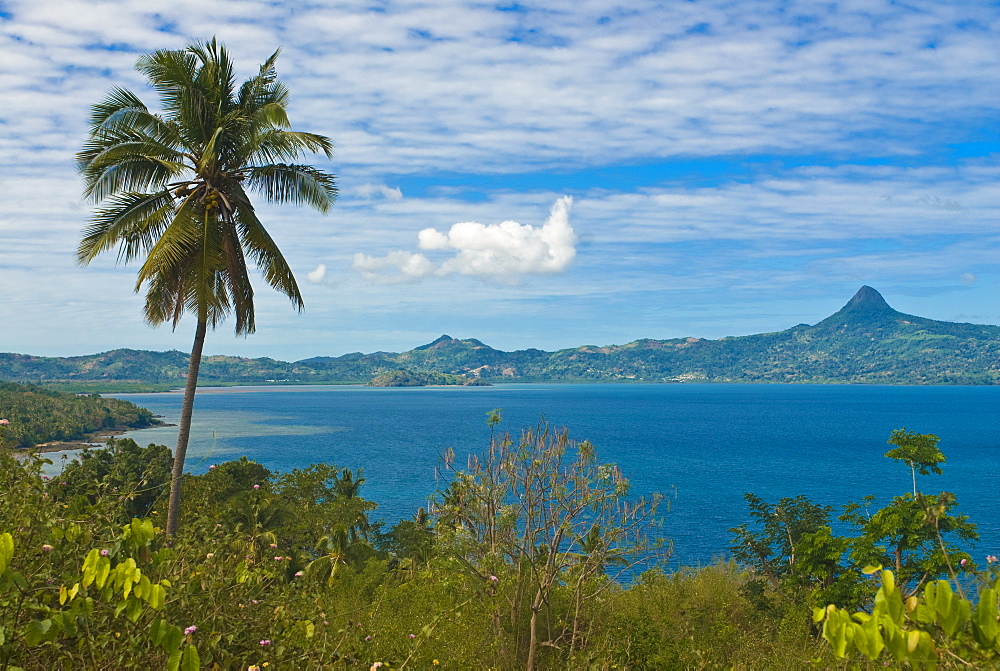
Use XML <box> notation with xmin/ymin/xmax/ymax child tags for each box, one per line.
<box><xmin>885</xmin><ymin>428</ymin><xmax>945</xmax><ymax>495</ymax></box>
<box><xmin>0</xmin><ymin>419</ymin><xmax>992</xmax><ymax>668</ymax></box>
<box><xmin>590</xmin><ymin>564</ymin><xmax>820</xmax><ymax>669</ymax></box>
<box><xmin>368</xmin><ymin>369</ymin><xmax>489</xmax><ymax>387</ymax></box>
<box><xmin>432</xmin><ymin>411</ymin><xmax>668</xmax><ymax>669</ymax></box>
<box><xmin>816</xmin><ymin>565</ymin><xmax>1000</xmax><ymax>666</ymax></box>
<box><xmin>0</xmin><ymin>381</ymin><xmax>158</xmax><ymax>448</ymax></box>
<box><xmin>729</xmin><ymin>493</ymin><xmax>863</xmax><ymax>610</ymax></box>
<box><xmin>55</xmin><ymin>437</ymin><xmax>173</xmax><ymax>522</ymax></box>
<box><xmin>731</xmin><ymin>428</ymin><xmax>977</xmax><ymax>617</ymax></box>
<box><xmin>841</xmin><ymin>492</ymin><xmax>977</xmax><ymax>597</ymax></box>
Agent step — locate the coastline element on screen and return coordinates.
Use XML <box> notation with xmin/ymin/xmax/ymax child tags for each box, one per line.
<box><xmin>12</xmin><ymin>421</ymin><xmax>173</xmax><ymax>454</ymax></box>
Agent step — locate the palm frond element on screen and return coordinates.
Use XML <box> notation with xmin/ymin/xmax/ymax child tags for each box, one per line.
<box><xmin>250</xmin><ymin>129</ymin><xmax>334</xmax><ymax>163</ymax></box>
<box><xmin>77</xmin><ymin>191</ymin><xmax>176</xmax><ymax>265</ymax></box>
<box><xmin>80</xmin><ymin>142</ymin><xmax>186</xmax><ymax>202</ymax></box>
<box><xmin>244</xmin><ymin>164</ymin><xmax>337</xmax><ymax>212</ymax></box>
<box><xmin>87</xmin><ymin>87</ymin><xmax>148</xmax><ymax>129</ymax></box>
<box><xmin>220</xmin><ymin>222</ymin><xmax>256</xmax><ymax>334</ymax></box>
<box><xmin>233</xmin><ymin>201</ymin><xmax>303</xmax><ymax>310</ymax></box>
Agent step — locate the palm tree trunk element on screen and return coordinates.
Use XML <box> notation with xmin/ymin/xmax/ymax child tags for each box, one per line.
<box><xmin>166</xmin><ymin>317</ymin><xmax>208</xmax><ymax>536</ymax></box>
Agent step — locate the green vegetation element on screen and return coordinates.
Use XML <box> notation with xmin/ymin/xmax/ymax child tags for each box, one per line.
<box><xmin>368</xmin><ymin>369</ymin><xmax>491</xmax><ymax>387</ymax></box>
<box><xmin>41</xmin><ymin>382</ymin><xmax>180</xmax><ymax>395</ymax></box>
<box><xmin>75</xmin><ymin>38</ymin><xmax>337</xmax><ymax>535</ymax></box>
<box><xmin>3</xmin><ymin>287</ymin><xmax>999</xmax><ymax>389</ymax></box>
<box><xmin>1</xmin><ymin>419</ymin><xmax>996</xmax><ymax>668</ymax></box>
<box><xmin>0</xmin><ymin>382</ymin><xmax>159</xmax><ymax>448</ymax></box>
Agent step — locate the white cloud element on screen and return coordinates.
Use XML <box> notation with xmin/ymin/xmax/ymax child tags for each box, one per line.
<box><xmin>306</xmin><ymin>264</ymin><xmax>327</xmax><ymax>284</ymax></box>
<box><xmin>354</xmin><ymin>183</ymin><xmax>403</xmax><ymax>201</ymax></box>
<box><xmin>352</xmin><ymin>250</ymin><xmax>436</xmax><ymax>284</ymax></box>
<box><xmin>961</xmin><ymin>273</ymin><xmax>977</xmax><ymax>286</ymax></box>
<box><xmin>354</xmin><ymin>197</ymin><xmax>576</xmax><ymax>284</ymax></box>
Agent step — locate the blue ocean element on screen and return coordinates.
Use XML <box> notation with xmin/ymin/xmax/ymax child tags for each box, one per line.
<box><xmin>99</xmin><ymin>383</ymin><xmax>1000</xmax><ymax>568</ymax></box>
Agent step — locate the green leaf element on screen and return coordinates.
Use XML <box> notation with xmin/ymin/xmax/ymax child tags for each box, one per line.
<box><xmin>82</xmin><ymin>548</ymin><xmax>99</xmax><ymax>587</ymax></box>
<box><xmin>0</xmin><ymin>532</ymin><xmax>13</xmax><ymax>574</ymax></box>
<box><xmin>821</xmin><ymin>607</ymin><xmax>851</xmax><ymax>658</ymax></box>
<box><xmin>148</xmin><ymin>583</ymin><xmax>166</xmax><ymax>610</ymax></box>
<box><xmin>126</xmin><ymin>596</ymin><xmax>144</xmax><ymax>623</ymax></box>
<box><xmin>159</xmin><ymin>623</ymin><xmax>183</xmax><ymax>652</ymax></box>
<box><xmin>150</xmin><ymin>617</ymin><xmax>165</xmax><ymax>645</ymax></box>
<box><xmin>95</xmin><ymin>556</ymin><xmax>111</xmax><ymax>589</ymax></box>
<box><xmin>971</xmin><ymin>588</ymin><xmax>999</xmax><ymax>648</ymax></box>
<box><xmin>24</xmin><ymin>619</ymin><xmax>52</xmax><ymax>646</ymax></box>
<box><xmin>180</xmin><ymin>645</ymin><xmax>200</xmax><ymax>671</ymax></box>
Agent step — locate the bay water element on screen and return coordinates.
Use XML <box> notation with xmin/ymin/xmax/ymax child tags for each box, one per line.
<box><xmin>99</xmin><ymin>383</ymin><xmax>999</xmax><ymax>568</ymax></box>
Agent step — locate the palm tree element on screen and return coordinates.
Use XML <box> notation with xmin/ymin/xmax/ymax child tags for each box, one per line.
<box><xmin>76</xmin><ymin>38</ymin><xmax>336</xmax><ymax>535</ymax></box>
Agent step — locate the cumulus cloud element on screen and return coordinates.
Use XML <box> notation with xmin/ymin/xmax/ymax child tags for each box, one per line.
<box><xmin>353</xmin><ymin>197</ymin><xmax>576</xmax><ymax>284</ymax></box>
<box><xmin>306</xmin><ymin>264</ymin><xmax>327</xmax><ymax>284</ymax></box>
<box><xmin>961</xmin><ymin>273</ymin><xmax>977</xmax><ymax>286</ymax></box>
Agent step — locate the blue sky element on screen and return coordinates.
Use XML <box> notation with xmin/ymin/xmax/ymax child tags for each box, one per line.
<box><xmin>0</xmin><ymin>0</ymin><xmax>997</xmax><ymax>360</ymax></box>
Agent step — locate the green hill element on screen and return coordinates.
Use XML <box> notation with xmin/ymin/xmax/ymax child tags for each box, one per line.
<box><xmin>1</xmin><ymin>287</ymin><xmax>997</xmax><ymax>386</ymax></box>
<box><xmin>0</xmin><ymin>381</ymin><xmax>161</xmax><ymax>448</ymax></box>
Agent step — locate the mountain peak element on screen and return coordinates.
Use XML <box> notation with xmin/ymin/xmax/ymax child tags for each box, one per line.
<box><xmin>846</xmin><ymin>285</ymin><xmax>891</xmax><ymax>310</ymax></box>
<box><xmin>815</xmin><ymin>285</ymin><xmax>900</xmax><ymax>328</ymax></box>
<box><xmin>414</xmin><ymin>335</ymin><xmax>455</xmax><ymax>350</ymax></box>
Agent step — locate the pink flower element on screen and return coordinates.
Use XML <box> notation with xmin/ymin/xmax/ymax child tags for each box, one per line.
<box><xmin>209</xmin><ymin>464</ymin><xmax>216</xmax><ymax>470</ymax></box>
<box><xmin>100</xmin><ymin>549</ymin><xmax>110</xmax><ymax>557</ymax></box>
<box><xmin>987</xmin><ymin>555</ymin><xmax>998</xmax><ymax>563</ymax></box>
<box><xmin>365</xmin><ymin>635</ymin><xmax>372</xmax><ymax>641</ymax></box>
<box><xmin>0</xmin><ymin>419</ymin><xmax>9</xmax><ymax>425</ymax></box>
<box><xmin>253</xmin><ymin>484</ymin><xmax>260</xmax><ymax>490</ymax></box>
<box><xmin>489</xmin><ymin>575</ymin><xmax>499</xmax><ymax>584</ymax></box>
<box><xmin>206</xmin><ymin>553</ymin><xmax>214</xmax><ymax>559</ymax></box>
<box><xmin>274</xmin><ymin>556</ymin><xmax>283</xmax><ymax>561</ymax></box>
<box><xmin>409</xmin><ymin>633</ymin><xmax>416</xmax><ymax>639</ymax></box>
<box><xmin>41</xmin><ymin>544</ymin><xmax>53</xmax><ymax>552</ymax></box>
<box><xmin>269</xmin><ymin>543</ymin><xmax>277</xmax><ymax>548</ymax></box>
<box><xmin>294</xmin><ymin>571</ymin><xmax>304</xmax><ymax>577</ymax></box>
<box><xmin>184</xmin><ymin>625</ymin><xmax>197</xmax><ymax>635</ymax></box>
<box><xmin>259</xmin><ymin>639</ymin><xmax>271</xmax><ymax>646</ymax></box>
<box><xmin>960</xmin><ymin>558</ymin><xmax>968</xmax><ymax>566</ymax></box>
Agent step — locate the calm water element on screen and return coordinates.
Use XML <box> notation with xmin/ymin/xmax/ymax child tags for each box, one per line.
<box><xmin>97</xmin><ymin>384</ymin><xmax>1000</xmax><ymax>568</ymax></box>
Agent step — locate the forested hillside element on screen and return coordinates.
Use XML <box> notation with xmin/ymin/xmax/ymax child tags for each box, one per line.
<box><xmin>0</xmin><ymin>382</ymin><xmax>160</xmax><ymax>448</ymax></box>
<box><xmin>1</xmin><ymin>287</ymin><xmax>998</xmax><ymax>387</ymax></box>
